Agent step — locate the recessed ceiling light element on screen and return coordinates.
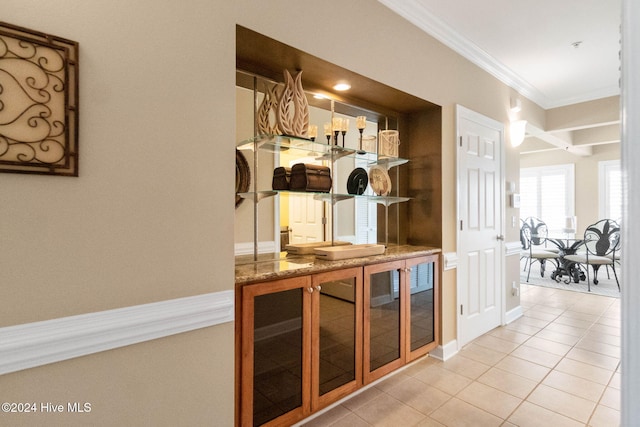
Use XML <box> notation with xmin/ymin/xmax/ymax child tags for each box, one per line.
<box><xmin>333</xmin><ymin>82</ymin><xmax>351</xmax><ymax>91</ymax></box>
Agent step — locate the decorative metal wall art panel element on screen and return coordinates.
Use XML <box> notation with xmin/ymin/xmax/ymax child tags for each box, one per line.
<box><xmin>0</xmin><ymin>22</ymin><xmax>79</xmax><ymax>176</ymax></box>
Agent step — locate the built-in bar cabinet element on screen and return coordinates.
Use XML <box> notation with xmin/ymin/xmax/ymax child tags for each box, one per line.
<box><xmin>236</xmin><ymin>251</ymin><xmax>439</xmax><ymax>426</ymax></box>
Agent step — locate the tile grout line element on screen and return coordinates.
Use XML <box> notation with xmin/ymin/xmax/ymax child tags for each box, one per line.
<box><xmin>504</xmin><ymin>294</ymin><xmax>619</xmax><ymax>425</ymax></box>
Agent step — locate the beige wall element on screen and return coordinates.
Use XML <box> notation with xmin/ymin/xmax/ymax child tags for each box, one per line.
<box><xmin>1</xmin><ymin>0</ymin><xmax>540</xmax><ymax>424</ymax></box>
<box><xmin>0</xmin><ymin>324</ymin><xmax>234</xmax><ymax>427</ymax></box>
<box><xmin>520</xmin><ymin>144</ymin><xmax>621</xmax><ymax>234</ymax></box>
<box><xmin>2</xmin><ymin>0</ymin><xmax>237</xmax><ymax>425</ymax></box>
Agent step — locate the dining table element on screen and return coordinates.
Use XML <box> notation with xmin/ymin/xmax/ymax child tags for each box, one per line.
<box><xmin>548</xmin><ymin>236</ymin><xmax>587</xmax><ymax>284</ymax></box>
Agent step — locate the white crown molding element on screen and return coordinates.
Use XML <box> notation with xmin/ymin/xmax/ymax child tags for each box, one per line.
<box><xmin>378</xmin><ymin>0</ymin><xmax>553</xmax><ymax>108</ymax></box>
<box><xmin>0</xmin><ymin>290</ymin><xmax>234</xmax><ymax>375</ymax></box>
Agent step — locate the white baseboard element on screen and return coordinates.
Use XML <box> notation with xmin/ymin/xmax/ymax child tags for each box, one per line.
<box><xmin>505</xmin><ymin>305</ymin><xmax>524</xmax><ymax>324</ymax></box>
<box><xmin>428</xmin><ymin>339</ymin><xmax>458</xmax><ymax>361</ymax></box>
<box><xmin>0</xmin><ymin>290</ymin><xmax>234</xmax><ymax>375</ymax></box>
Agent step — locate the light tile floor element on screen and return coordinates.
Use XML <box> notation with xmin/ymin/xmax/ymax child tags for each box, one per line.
<box><xmin>300</xmin><ymin>284</ymin><xmax>621</xmax><ymax>427</ymax></box>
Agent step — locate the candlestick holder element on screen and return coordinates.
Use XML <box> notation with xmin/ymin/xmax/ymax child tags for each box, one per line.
<box><xmin>340</xmin><ymin>119</ymin><xmax>349</xmax><ymax>148</ymax></box>
<box><xmin>308</xmin><ymin>124</ymin><xmax>318</xmax><ymax>142</ymax></box>
<box><xmin>324</xmin><ymin>122</ymin><xmax>332</xmax><ymax>145</ymax></box>
<box><xmin>332</xmin><ymin>117</ymin><xmax>343</xmax><ymax>146</ymax></box>
<box><xmin>356</xmin><ymin>116</ymin><xmax>366</xmax><ymax>154</ymax></box>
<box><xmin>357</xmin><ymin>128</ymin><xmax>365</xmax><ymax>154</ymax></box>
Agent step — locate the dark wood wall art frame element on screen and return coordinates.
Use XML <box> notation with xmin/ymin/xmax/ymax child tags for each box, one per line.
<box><xmin>0</xmin><ymin>22</ymin><xmax>79</xmax><ymax>176</ymax></box>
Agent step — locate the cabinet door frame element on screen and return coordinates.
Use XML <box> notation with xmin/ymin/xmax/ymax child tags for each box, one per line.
<box><xmin>404</xmin><ymin>254</ymin><xmax>440</xmax><ymax>362</ymax></box>
<box><xmin>240</xmin><ymin>275</ymin><xmax>312</xmax><ymax>427</ymax></box>
<box><xmin>363</xmin><ymin>259</ymin><xmax>407</xmax><ymax>384</ymax></box>
<box><xmin>311</xmin><ymin>267</ymin><xmax>363</xmax><ymax>411</ymax></box>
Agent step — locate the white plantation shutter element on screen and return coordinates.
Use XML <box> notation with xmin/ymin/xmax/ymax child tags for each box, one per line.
<box><xmin>355</xmin><ymin>154</ymin><xmax>377</xmax><ymax>244</ymax></box>
<box><xmin>519</xmin><ymin>175</ymin><xmax>538</xmax><ymax>222</ymax></box>
<box><xmin>599</xmin><ymin>160</ymin><xmax>622</xmax><ymax>221</ymax></box>
<box><xmin>520</xmin><ymin>164</ymin><xmax>575</xmax><ymax>233</ymax></box>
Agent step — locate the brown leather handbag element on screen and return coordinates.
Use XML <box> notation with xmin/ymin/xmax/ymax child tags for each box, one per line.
<box><xmin>289</xmin><ymin>163</ymin><xmax>332</xmax><ymax>192</ymax></box>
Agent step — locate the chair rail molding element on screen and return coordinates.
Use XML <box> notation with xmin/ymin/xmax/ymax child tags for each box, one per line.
<box><xmin>505</xmin><ymin>241</ymin><xmax>521</xmax><ymax>257</ymax></box>
<box><xmin>443</xmin><ymin>252</ymin><xmax>458</xmax><ymax>270</ymax></box>
<box><xmin>0</xmin><ymin>290</ymin><xmax>234</xmax><ymax>375</ymax></box>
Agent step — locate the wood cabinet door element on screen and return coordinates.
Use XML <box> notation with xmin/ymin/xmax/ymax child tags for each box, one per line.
<box><xmin>311</xmin><ymin>267</ymin><xmax>363</xmax><ymax>411</ymax></box>
<box><xmin>363</xmin><ymin>260</ymin><xmax>406</xmax><ymax>384</ymax></box>
<box><xmin>405</xmin><ymin>254</ymin><xmax>440</xmax><ymax>361</ymax></box>
<box><xmin>241</xmin><ymin>275</ymin><xmax>312</xmax><ymax>427</ymax></box>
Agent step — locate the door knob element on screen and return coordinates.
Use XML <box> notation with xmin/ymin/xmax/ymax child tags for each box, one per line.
<box><xmin>496</xmin><ymin>234</ymin><xmax>505</xmax><ymax>241</ymax></box>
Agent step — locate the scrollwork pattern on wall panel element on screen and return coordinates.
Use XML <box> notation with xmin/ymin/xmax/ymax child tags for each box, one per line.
<box><xmin>0</xmin><ymin>22</ymin><xmax>79</xmax><ymax>176</ymax></box>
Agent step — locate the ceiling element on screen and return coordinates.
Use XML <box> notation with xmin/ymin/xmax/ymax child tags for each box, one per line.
<box><xmin>378</xmin><ymin>0</ymin><xmax>621</xmax><ymax>110</ymax></box>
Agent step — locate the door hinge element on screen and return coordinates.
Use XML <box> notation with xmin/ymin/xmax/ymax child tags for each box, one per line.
<box><xmin>322</xmin><ymin>217</ymin><xmax>327</xmax><ymax>225</ymax></box>
<box><xmin>460</xmin><ymin>304</ymin><xmax>464</xmax><ymax>315</ymax></box>
<box><xmin>459</xmin><ymin>136</ymin><xmax>463</xmax><ymax>147</ymax></box>
<box><xmin>460</xmin><ymin>220</ymin><xmax>463</xmax><ymax>231</ymax></box>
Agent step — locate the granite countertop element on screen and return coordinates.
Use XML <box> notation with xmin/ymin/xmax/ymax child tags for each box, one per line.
<box><xmin>235</xmin><ymin>244</ymin><xmax>441</xmax><ymax>286</ymax></box>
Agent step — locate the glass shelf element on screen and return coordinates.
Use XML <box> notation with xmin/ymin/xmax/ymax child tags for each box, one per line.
<box><xmin>314</xmin><ymin>146</ymin><xmax>356</xmax><ymax>161</ymax></box>
<box><xmin>236</xmin><ymin>134</ymin><xmax>407</xmax><ymax>166</ymax></box>
<box><xmin>370</xmin><ymin>196</ymin><xmax>411</xmax><ymax>207</ymax></box>
<box><xmin>237</xmin><ymin>134</ymin><xmax>350</xmax><ymax>155</ymax></box>
<box><xmin>238</xmin><ymin>191</ymin><xmax>277</xmax><ymax>202</ymax></box>
<box><xmin>241</xmin><ymin>189</ymin><xmax>411</xmax><ymax>206</ymax></box>
<box><xmin>268</xmin><ymin>190</ymin><xmax>410</xmax><ymax>205</ymax></box>
<box><xmin>312</xmin><ymin>193</ymin><xmax>409</xmax><ymax>206</ymax></box>
<box><xmin>371</xmin><ymin>157</ymin><xmax>409</xmax><ymax>169</ymax></box>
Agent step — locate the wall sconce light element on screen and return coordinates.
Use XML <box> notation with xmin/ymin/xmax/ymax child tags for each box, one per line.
<box><xmin>510</xmin><ymin>120</ymin><xmax>527</xmax><ymax>147</ymax></box>
<box><xmin>509</xmin><ymin>97</ymin><xmax>522</xmax><ymax>113</ymax></box>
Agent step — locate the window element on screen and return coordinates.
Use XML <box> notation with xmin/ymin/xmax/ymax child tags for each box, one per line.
<box><xmin>520</xmin><ymin>164</ymin><xmax>575</xmax><ymax>233</ymax></box>
<box><xmin>599</xmin><ymin>160</ymin><xmax>622</xmax><ymax>221</ymax></box>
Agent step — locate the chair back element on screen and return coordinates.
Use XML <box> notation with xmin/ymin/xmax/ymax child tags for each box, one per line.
<box><xmin>520</xmin><ymin>219</ymin><xmax>528</xmax><ymax>250</ymax></box>
<box><xmin>583</xmin><ymin>219</ymin><xmax>621</xmax><ymax>256</ymax></box>
<box><xmin>521</xmin><ymin>217</ymin><xmax>549</xmax><ymax>247</ymax></box>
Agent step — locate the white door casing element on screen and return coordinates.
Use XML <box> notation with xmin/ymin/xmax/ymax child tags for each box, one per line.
<box><xmin>456</xmin><ymin>105</ymin><xmax>505</xmax><ymax>348</ymax></box>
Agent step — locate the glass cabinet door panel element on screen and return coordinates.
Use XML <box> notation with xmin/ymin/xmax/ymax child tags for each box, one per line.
<box><xmin>252</xmin><ymin>288</ymin><xmax>304</xmax><ymax>426</ymax></box>
<box><xmin>368</xmin><ymin>268</ymin><xmax>401</xmax><ymax>371</ymax></box>
<box><xmin>318</xmin><ymin>277</ymin><xmax>357</xmax><ymax>395</ymax></box>
<box><xmin>409</xmin><ymin>261</ymin><xmax>435</xmax><ymax>351</ymax></box>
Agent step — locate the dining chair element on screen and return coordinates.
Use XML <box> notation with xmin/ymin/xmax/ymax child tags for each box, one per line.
<box><xmin>521</xmin><ymin>217</ymin><xmax>559</xmax><ymax>282</ymax></box>
<box><xmin>564</xmin><ymin>219</ymin><xmax>621</xmax><ymax>292</ymax></box>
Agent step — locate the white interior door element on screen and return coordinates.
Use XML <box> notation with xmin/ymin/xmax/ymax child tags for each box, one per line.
<box><xmin>289</xmin><ymin>195</ymin><xmax>325</xmax><ymax>243</ymax></box>
<box><xmin>288</xmin><ymin>156</ymin><xmax>325</xmax><ymax>244</ymax></box>
<box><xmin>456</xmin><ymin>105</ymin><xmax>504</xmax><ymax>348</ymax></box>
